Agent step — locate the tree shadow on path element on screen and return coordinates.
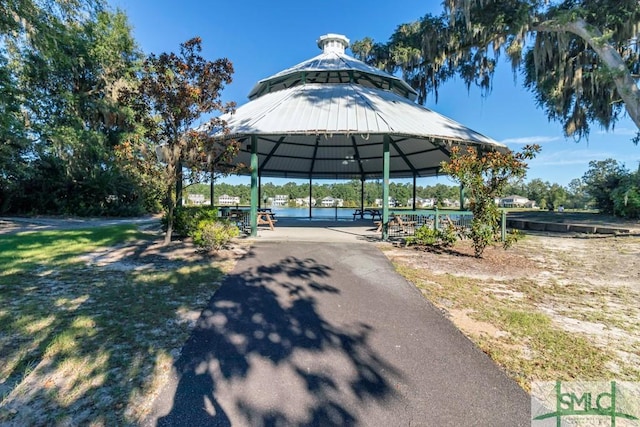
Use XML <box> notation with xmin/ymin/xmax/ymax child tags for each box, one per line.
<box><xmin>155</xmin><ymin>253</ymin><xmax>401</xmax><ymax>426</ymax></box>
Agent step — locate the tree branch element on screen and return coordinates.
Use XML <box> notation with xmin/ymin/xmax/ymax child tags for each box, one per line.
<box><xmin>533</xmin><ymin>18</ymin><xmax>640</xmax><ymax>131</ymax></box>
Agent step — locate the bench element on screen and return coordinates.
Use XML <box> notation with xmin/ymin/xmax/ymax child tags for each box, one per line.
<box><xmin>375</xmin><ymin>215</ymin><xmax>416</xmax><ymax>233</ymax></box>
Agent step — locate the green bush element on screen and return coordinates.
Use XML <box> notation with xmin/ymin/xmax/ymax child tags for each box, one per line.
<box><xmin>162</xmin><ymin>206</ymin><xmax>218</xmax><ymax>237</ymax></box>
<box><xmin>612</xmin><ymin>186</ymin><xmax>640</xmax><ymax>219</ymax></box>
<box><xmin>192</xmin><ymin>219</ymin><xmax>239</xmax><ymax>251</ymax></box>
<box><xmin>502</xmin><ymin>229</ymin><xmax>523</xmax><ymax>250</ymax></box>
<box><xmin>405</xmin><ymin>224</ymin><xmax>458</xmax><ymax>248</ymax></box>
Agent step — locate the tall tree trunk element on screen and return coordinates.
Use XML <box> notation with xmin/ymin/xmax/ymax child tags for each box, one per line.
<box><xmin>164</xmin><ymin>188</ymin><xmax>175</xmax><ymax>245</ymax></box>
<box><xmin>176</xmin><ymin>158</ymin><xmax>183</xmax><ymax>207</ymax></box>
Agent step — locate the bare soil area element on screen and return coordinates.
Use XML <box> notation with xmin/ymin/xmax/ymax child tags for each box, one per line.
<box><xmin>383</xmin><ymin>232</ymin><xmax>640</xmax><ymax>388</ymax></box>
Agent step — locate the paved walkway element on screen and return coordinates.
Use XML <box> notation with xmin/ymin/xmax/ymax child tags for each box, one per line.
<box><xmin>145</xmin><ymin>241</ymin><xmax>530</xmax><ymax>426</ymax></box>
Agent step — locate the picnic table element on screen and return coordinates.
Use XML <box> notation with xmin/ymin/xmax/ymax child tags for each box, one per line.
<box><xmin>257</xmin><ymin>210</ymin><xmax>277</xmax><ymax>230</ymax></box>
<box><xmin>352</xmin><ymin>209</ymin><xmax>382</xmax><ymax>221</ymax></box>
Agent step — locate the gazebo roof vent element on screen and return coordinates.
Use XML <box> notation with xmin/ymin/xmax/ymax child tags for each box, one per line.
<box><xmin>317</xmin><ymin>33</ymin><xmax>349</xmax><ymax>54</ymax></box>
<box><xmin>248</xmin><ymin>33</ymin><xmax>418</xmax><ymax>101</ymax></box>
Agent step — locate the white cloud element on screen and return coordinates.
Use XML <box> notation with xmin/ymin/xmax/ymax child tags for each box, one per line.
<box><xmin>500</xmin><ymin>136</ymin><xmax>562</xmax><ymax>144</ymax></box>
<box><xmin>530</xmin><ymin>149</ymin><xmax>619</xmax><ymax>166</ymax></box>
<box><xmin>596</xmin><ymin>127</ymin><xmax>638</xmax><ymax>136</ymax></box>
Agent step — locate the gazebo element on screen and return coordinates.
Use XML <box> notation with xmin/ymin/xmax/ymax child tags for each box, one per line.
<box><xmin>216</xmin><ymin>33</ymin><xmax>506</xmax><ymax>239</ymax></box>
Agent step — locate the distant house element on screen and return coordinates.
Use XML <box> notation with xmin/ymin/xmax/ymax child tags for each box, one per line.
<box><xmin>374</xmin><ymin>197</ymin><xmax>396</xmax><ymax>208</ymax></box>
<box><xmin>500</xmin><ymin>195</ymin><xmax>531</xmax><ymax>208</ymax></box>
<box><xmin>218</xmin><ymin>194</ymin><xmax>240</xmax><ymax>205</ymax></box>
<box><xmin>440</xmin><ymin>198</ymin><xmax>454</xmax><ymax>208</ymax></box>
<box><xmin>271</xmin><ymin>194</ymin><xmax>289</xmax><ymax>207</ymax></box>
<box><xmin>321</xmin><ymin>197</ymin><xmax>343</xmax><ymax>207</ymax></box>
<box><xmin>187</xmin><ymin>194</ymin><xmax>206</xmax><ymax>205</ymax></box>
<box><xmin>407</xmin><ymin>197</ymin><xmax>435</xmax><ymax>208</ymax></box>
<box><xmin>295</xmin><ymin>197</ymin><xmax>316</xmax><ymax>207</ymax></box>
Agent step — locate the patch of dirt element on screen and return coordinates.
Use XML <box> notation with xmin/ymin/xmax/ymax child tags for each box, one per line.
<box><xmin>387</xmin><ymin>234</ymin><xmax>640</xmax><ymax>288</ymax></box>
<box><xmin>385</xmin><ymin>239</ymin><xmax>539</xmax><ymax>280</ymax></box>
<box><xmin>448</xmin><ymin>308</ymin><xmax>508</xmax><ymax>339</ymax></box>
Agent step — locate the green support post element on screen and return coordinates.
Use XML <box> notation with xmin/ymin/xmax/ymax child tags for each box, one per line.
<box><xmin>360</xmin><ymin>179</ymin><xmax>365</xmax><ymax>213</ymax></box>
<box><xmin>250</xmin><ymin>136</ymin><xmax>258</xmax><ymax>237</ymax></box>
<box><xmin>412</xmin><ymin>175</ymin><xmax>417</xmax><ymax>211</ymax></box>
<box><xmin>382</xmin><ymin>136</ymin><xmax>390</xmax><ymax>240</ymax></box>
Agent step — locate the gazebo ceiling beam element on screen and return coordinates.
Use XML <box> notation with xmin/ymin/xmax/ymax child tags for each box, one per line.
<box><xmin>309</xmin><ymin>136</ymin><xmax>321</xmax><ymax>176</ymax></box>
<box><xmin>259</xmin><ymin>168</ymin><xmax>377</xmax><ymax>178</ymax></box>
<box><xmin>350</xmin><ymin>135</ymin><xmax>365</xmax><ymax>178</ymax></box>
<box><xmin>405</xmin><ymin>146</ymin><xmax>444</xmax><ymax>157</ymax></box>
<box><xmin>434</xmin><ymin>138</ymin><xmax>453</xmax><ymax>158</ymax></box>
<box><xmin>260</xmin><ymin>136</ymin><xmax>286</xmax><ymax>171</ymax></box>
<box><xmin>355</xmin><ymin>73</ymin><xmax>387</xmax><ymax>91</ymax></box>
<box><xmin>390</xmin><ymin>139</ymin><xmax>419</xmax><ymax>175</ymax></box>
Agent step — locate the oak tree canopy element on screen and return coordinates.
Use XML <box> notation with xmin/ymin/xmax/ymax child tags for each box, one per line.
<box><xmin>352</xmin><ymin>0</ymin><xmax>640</xmax><ymax>141</ymax></box>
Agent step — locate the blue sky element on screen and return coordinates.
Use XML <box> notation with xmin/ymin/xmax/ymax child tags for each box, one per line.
<box><xmin>110</xmin><ymin>0</ymin><xmax>640</xmax><ymax>187</ymax></box>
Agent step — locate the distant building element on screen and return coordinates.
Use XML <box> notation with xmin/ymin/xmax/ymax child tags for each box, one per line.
<box><xmin>407</xmin><ymin>197</ymin><xmax>435</xmax><ymax>208</ymax></box>
<box><xmin>272</xmin><ymin>194</ymin><xmax>289</xmax><ymax>207</ymax></box>
<box><xmin>374</xmin><ymin>197</ymin><xmax>396</xmax><ymax>208</ymax></box>
<box><xmin>500</xmin><ymin>195</ymin><xmax>531</xmax><ymax>208</ymax></box>
<box><xmin>218</xmin><ymin>194</ymin><xmax>240</xmax><ymax>205</ymax></box>
<box><xmin>321</xmin><ymin>197</ymin><xmax>343</xmax><ymax>207</ymax></box>
<box><xmin>295</xmin><ymin>197</ymin><xmax>316</xmax><ymax>207</ymax></box>
<box><xmin>187</xmin><ymin>194</ymin><xmax>206</xmax><ymax>205</ymax></box>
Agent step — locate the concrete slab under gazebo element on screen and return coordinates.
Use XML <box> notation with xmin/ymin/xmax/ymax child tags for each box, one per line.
<box><xmin>214</xmin><ymin>34</ymin><xmax>506</xmax><ymax>239</ymax></box>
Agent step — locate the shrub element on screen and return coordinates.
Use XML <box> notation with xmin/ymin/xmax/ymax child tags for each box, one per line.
<box><xmin>162</xmin><ymin>206</ymin><xmax>218</xmax><ymax>237</ymax></box>
<box><xmin>502</xmin><ymin>229</ymin><xmax>523</xmax><ymax>250</ymax></box>
<box><xmin>405</xmin><ymin>224</ymin><xmax>458</xmax><ymax>248</ymax></box>
<box><xmin>192</xmin><ymin>219</ymin><xmax>239</xmax><ymax>251</ymax></box>
<box><xmin>612</xmin><ymin>186</ymin><xmax>640</xmax><ymax>219</ymax></box>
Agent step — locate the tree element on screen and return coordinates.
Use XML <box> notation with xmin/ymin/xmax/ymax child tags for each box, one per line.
<box><xmin>353</xmin><ymin>1</ymin><xmax>640</xmax><ymax>141</ymax></box>
<box><xmin>546</xmin><ymin>183</ymin><xmax>568</xmax><ymax>211</ymax></box>
<box><xmin>0</xmin><ymin>54</ymin><xmax>28</xmax><ymax>211</ymax></box>
<box><xmin>1</xmin><ymin>2</ymin><xmax>158</xmax><ymax>215</ymax></box>
<box><xmin>441</xmin><ymin>145</ymin><xmax>540</xmax><ymax>257</ymax></box>
<box><xmin>132</xmin><ymin>37</ymin><xmax>238</xmax><ymax>244</ymax></box>
<box><xmin>582</xmin><ymin>158</ymin><xmax>627</xmax><ymax>214</ymax></box>
<box><xmin>525</xmin><ymin>178</ymin><xmax>550</xmax><ymax>209</ymax></box>
<box><xmin>611</xmin><ymin>171</ymin><xmax>640</xmax><ymax>218</ymax></box>
<box><xmin>565</xmin><ymin>178</ymin><xmax>589</xmax><ymax>209</ymax></box>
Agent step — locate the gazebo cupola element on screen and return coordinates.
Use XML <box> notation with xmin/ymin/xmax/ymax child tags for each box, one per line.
<box><xmin>247</xmin><ymin>33</ymin><xmax>418</xmax><ymax>102</ymax></box>
<box><xmin>317</xmin><ymin>33</ymin><xmax>349</xmax><ymax>53</ymax></box>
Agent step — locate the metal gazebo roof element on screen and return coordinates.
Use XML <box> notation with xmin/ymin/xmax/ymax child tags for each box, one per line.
<box><xmin>218</xmin><ymin>33</ymin><xmax>506</xmax><ymax>180</ymax></box>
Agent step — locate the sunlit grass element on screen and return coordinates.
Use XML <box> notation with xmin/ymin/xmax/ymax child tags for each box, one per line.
<box><xmin>0</xmin><ymin>225</ymin><xmax>145</xmax><ymax>275</ymax></box>
<box><xmin>0</xmin><ymin>225</ymin><xmax>234</xmax><ymax>425</ymax></box>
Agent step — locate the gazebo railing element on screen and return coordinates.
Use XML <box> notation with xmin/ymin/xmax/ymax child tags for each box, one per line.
<box><xmin>386</xmin><ymin>209</ymin><xmax>510</xmax><ymax>241</ymax></box>
<box><xmin>386</xmin><ymin>209</ymin><xmax>474</xmax><ymax>239</ymax></box>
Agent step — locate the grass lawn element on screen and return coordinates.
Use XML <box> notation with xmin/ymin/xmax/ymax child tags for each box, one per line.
<box><xmin>0</xmin><ymin>225</ymin><xmax>237</xmax><ymax>426</ymax></box>
<box><xmin>384</xmin><ymin>234</ymin><xmax>640</xmax><ymax>392</ymax></box>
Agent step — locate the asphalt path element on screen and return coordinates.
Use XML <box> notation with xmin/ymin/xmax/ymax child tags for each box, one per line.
<box><xmin>145</xmin><ymin>241</ymin><xmax>530</xmax><ymax>426</ymax></box>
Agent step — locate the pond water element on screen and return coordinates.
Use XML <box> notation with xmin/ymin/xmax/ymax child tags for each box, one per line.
<box><xmin>269</xmin><ymin>207</ymin><xmax>357</xmax><ymax>220</ymax></box>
